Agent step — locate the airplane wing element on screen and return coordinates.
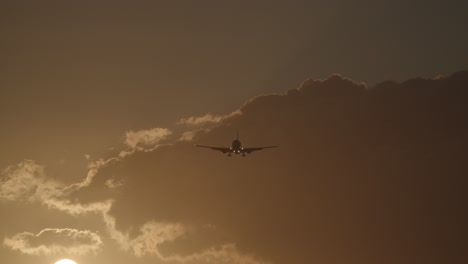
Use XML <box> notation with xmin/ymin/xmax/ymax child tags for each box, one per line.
<box><xmin>243</xmin><ymin>146</ymin><xmax>278</xmax><ymax>154</ymax></box>
<box><xmin>195</xmin><ymin>145</ymin><xmax>231</xmax><ymax>153</ymax></box>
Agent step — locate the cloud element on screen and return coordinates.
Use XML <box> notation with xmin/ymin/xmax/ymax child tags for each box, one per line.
<box><xmin>178</xmin><ymin>129</ymin><xmax>210</xmax><ymax>142</ymax></box>
<box><xmin>44</xmin><ymin>198</ymin><xmax>113</xmax><ymax>216</ymax></box>
<box><xmin>128</xmin><ymin>221</ymin><xmax>186</xmax><ymax>258</ymax></box>
<box><xmin>0</xmin><ymin>127</ymin><xmax>173</xmax><ymax>217</ymax></box>
<box><xmin>173</xmin><ymin>244</ymin><xmax>269</xmax><ymax>264</ymax></box>
<box><xmin>3</xmin><ymin>228</ymin><xmax>102</xmax><ymax>256</ymax></box>
<box><xmin>297</xmin><ymin>73</ymin><xmax>367</xmax><ymax>95</ymax></box>
<box><xmin>119</xmin><ymin>127</ymin><xmax>172</xmax><ymax>158</ymax></box>
<box><xmin>65</xmin><ymin>156</ymin><xmax>119</xmax><ymax>191</ymax></box>
<box><xmin>3</xmin><ymin>72</ymin><xmax>468</xmax><ymax>264</ymax></box>
<box><xmin>178</xmin><ymin>110</ymin><xmax>241</xmax><ymax>126</ymax></box>
<box><xmin>124</xmin><ymin>128</ymin><xmax>172</xmax><ymax>150</ymax></box>
<box><xmin>61</xmin><ymin>127</ymin><xmax>172</xmax><ymax>193</ymax></box>
<box><xmin>176</xmin><ymin>110</ymin><xmax>241</xmax><ymax>144</ymax></box>
<box><xmin>95</xmin><ymin>71</ymin><xmax>468</xmax><ymax>264</ymax></box>
<box><xmin>179</xmin><ymin>131</ymin><xmax>196</xmax><ymax>142</ymax></box>
<box><xmin>102</xmin><ymin>211</ymin><xmax>267</xmax><ymax>263</ymax></box>
<box><xmin>105</xmin><ymin>178</ymin><xmax>124</xmax><ymax>189</ymax></box>
<box><xmin>0</xmin><ymin>159</ymin><xmax>113</xmax><ymax>216</ymax></box>
<box><xmin>0</xmin><ymin>160</ymin><xmax>59</xmax><ymax>203</ymax></box>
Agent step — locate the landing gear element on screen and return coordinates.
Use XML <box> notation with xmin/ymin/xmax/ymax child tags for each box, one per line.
<box><xmin>242</xmin><ymin>154</ymin><xmax>246</xmax><ymax>157</ymax></box>
<box><xmin>228</xmin><ymin>153</ymin><xmax>232</xmax><ymax>157</ymax></box>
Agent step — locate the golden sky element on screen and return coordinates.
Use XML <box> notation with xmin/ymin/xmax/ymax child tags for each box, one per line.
<box><xmin>1</xmin><ymin>1</ymin><xmax>468</xmax><ymax>264</ymax></box>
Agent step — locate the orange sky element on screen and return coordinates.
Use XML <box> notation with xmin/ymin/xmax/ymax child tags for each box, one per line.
<box><xmin>1</xmin><ymin>1</ymin><xmax>468</xmax><ymax>264</ymax></box>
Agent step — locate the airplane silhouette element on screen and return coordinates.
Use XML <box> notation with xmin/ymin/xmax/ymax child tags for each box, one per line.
<box><xmin>195</xmin><ymin>131</ymin><xmax>278</xmax><ymax>157</ymax></box>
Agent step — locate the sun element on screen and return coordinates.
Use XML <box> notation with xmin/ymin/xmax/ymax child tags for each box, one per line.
<box><xmin>55</xmin><ymin>260</ymin><xmax>77</xmax><ymax>264</ymax></box>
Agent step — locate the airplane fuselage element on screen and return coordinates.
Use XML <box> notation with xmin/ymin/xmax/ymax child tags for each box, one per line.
<box><xmin>230</xmin><ymin>139</ymin><xmax>243</xmax><ymax>154</ymax></box>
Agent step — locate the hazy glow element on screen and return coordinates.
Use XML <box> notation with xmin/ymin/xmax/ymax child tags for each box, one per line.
<box><xmin>55</xmin><ymin>260</ymin><xmax>77</xmax><ymax>264</ymax></box>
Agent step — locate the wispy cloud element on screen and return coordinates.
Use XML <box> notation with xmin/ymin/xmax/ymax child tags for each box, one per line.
<box><xmin>62</xmin><ymin>127</ymin><xmax>172</xmax><ymax>192</ymax></box>
<box><xmin>179</xmin><ymin>131</ymin><xmax>196</xmax><ymax>142</ymax></box>
<box><xmin>102</xmin><ymin>211</ymin><xmax>267</xmax><ymax>264</ymax></box>
<box><xmin>0</xmin><ymin>128</ymin><xmax>172</xmax><ymax>209</ymax></box>
<box><xmin>3</xmin><ymin>228</ymin><xmax>102</xmax><ymax>256</ymax></box>
<box><xmin>0</xmin><ymin>160</ymin><xmax>59</xmax><ymax>203</ymax></box>
<box><xmin>0</xmin><ymin>159</ymin><xmax>113</xmax><ymax>216</ymax></box>
<box><xmin>101</xmin><ymin>209</ymin><xmax>184</xmax><ymax>257</ymax></box>
<box><xmin>124</xmin><ymin>128</ymin><xmax>172</xmax><ymax>150</ymax></box>
<box><xmin>130</xmin><ymin>222</ymin><xmax>186</xmax><ymax>258</ymax></box>
<box><xmin>119</xmin><ymin>127</ymin><xmax>172</xmax><ymax>157</ymax></box>
<box><xmin>171</xmin><ymin>243</ymin><xmax>269</xmax><ymax>264</ymax></box>
<box><xmin>176</xmin><ymin>111</ymin><xmax>240</xmax><ymax>143</ymax></box>
<box><xmin>178</xmin><ymin>110</ymin><xmax>241</xmax><ymax>126</ymax></box>
<box><xmin>44</xmin><ymin>198</ymin><xmax>113</xmax><ymax>216</ymax></box>
<box><xmin>105</xmin><ymin>178</ymin><xmax>124</xmax><ymax>189</ymax></box>
<box><xmin>1</xmin><ymin>158</ymin><xmax>264</xmax><ymax>263</ymax></box>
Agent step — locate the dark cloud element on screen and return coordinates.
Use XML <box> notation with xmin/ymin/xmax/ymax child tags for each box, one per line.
<box><xmin>85</xmin><ymin>71</ymin><xmax>468</xmax><ymax>263</ymax></box>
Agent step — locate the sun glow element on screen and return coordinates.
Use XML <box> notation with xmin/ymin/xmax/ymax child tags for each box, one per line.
<box><xmin>55</xmin><ymin>260</ymin><xmax>77</xmax><ymax>264</ymax></box>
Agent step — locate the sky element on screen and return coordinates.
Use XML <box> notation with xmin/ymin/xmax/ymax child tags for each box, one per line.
<box><xmin>1</xmin><ymin>1</ymin><xmax>468</xmax><ymax>264</ymax></box>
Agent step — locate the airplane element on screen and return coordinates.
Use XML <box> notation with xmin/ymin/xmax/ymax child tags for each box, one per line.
<box><xmin>195</xmin><ymin>131</ymin><xmax>278</xmax><ymax>157</ymax></box>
